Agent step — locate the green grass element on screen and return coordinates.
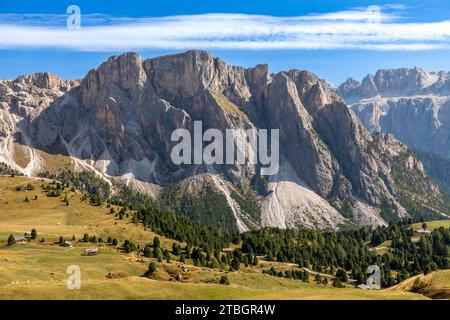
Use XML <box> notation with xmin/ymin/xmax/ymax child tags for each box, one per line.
<box><xmin>213</xmin><ymin>92</ymin><xmax>245</xmax><ymax>117</ymax></box>
<box><xmin>0</xmin><ymin>278</ymin><xmax>427</xmax><ymax>300</ymax></box>
<box><xmin>0</xmin><ymin>243</ymin><xmax>147</xmax><ymax>287</ymax></box>
<box><xmin>388</xmin><ymin>270</ymin><xmax>450</xmax><ymax>299</ymax></box>
<box><xmin>0</xmin><ymin>253</ymin><xmax>427</xmax><ymax>300</ymax></box>
<box><xmin>0</xmin><ymin>176</ymin><xmax>180</xmax><ymax>251</ymax></box>
<box><xmin>412</xmin><ymin>219</ymin><xmax>450</xmax><ymax>231</ymax></box>
<box><xmin>0</xmin><ymin>240</ymin><xmax>429</xmax><ymax>300</ymax></box>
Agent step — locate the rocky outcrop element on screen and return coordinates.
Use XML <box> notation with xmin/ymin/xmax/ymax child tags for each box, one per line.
<box><xmin>1</xmin><ymin>53</ymin><xmax>448</xmax><ymax>231</ymax></box>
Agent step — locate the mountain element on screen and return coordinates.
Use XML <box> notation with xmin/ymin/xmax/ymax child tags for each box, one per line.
<box><xmin>337</xmin><ymin>68</ymin><xmax>450</xmax><ymax>104</ymax></box>
<box><xmin>337</xmin><ymin>68</ymin><xmax>450</xmax><ymax>194</ymax></box>
<box><xmin>338</xmin><ymin>68</ymin><xmax>450</xmax><ymax>159</ymax></box>
<box><xmin>0</xmin><ymin>52</ymin><xmax>448</xmax><ymax>232</ymax></box>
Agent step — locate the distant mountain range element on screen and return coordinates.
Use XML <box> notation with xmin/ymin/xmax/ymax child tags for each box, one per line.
<box><xmin>0</xmin><ymin>51</ymin><xmax>448</xmax><ymax>232</ymax></box>
<box><xmin>337</xmin><ymin>68</ymin><xmax>450</xmax><ymax>194</ymax></box>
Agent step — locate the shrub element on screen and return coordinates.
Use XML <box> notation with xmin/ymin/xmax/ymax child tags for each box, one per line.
<box><xmin>332</xmin><ymin>278</ymin><xmax>344</xmax><ymax>288</ymax></box>
<box><xmin>219</xmin><ymin>275</ymin><xmax>230</xmax><ymax>285</ymax></box>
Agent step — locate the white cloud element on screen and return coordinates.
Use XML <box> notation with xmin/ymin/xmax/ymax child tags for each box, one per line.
<box><xmin>0</xmin><ymin>10</ymin><xmax>449</xmax><ymax>51</ymax></box>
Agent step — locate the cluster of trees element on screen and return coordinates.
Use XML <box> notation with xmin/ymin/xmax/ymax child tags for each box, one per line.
<box><xmin>39</xmin><ymin>170</ymin><xmax>111</xmax><ymax>200</ymax></box>
<box><xmin>137</xmin><ymin>236</ymin><xmax>256</xmax><ymax>271</ymax></box>
<box><xmin>0</xmin><ymin>162</ymin><xmax>22</xmax><ymax>176</ymax></box>
<box><xmin>113</xmin><ymin>207</ymin><xmax>128</xmax><ymax>220</ymax></box>
<box><xmin>133</xmin><ymin>205</ymin><xmax>234</xmax><ymax>252</ymax></box>
<box><xmin>388</xmin><ymin>149</ymin><xmax>450</xmax><ymax>220</ymax></box>
<box><xmin>81</xmin><ymin>233</ymin><xmax>118</xmax><ymax>246</ymax></box>
<box><xmin>241</xmin><ymin>219</ymin><xmax>449</xmax><ymax>288</ymax></box>
<box><xmin>11</xmin><ymin>184</ymin><xmax>38</xmax><ymax>202</ymax></box>
<box><xmin>262</xmin><ymin>266</ymin><xmax>353</xmax><ymax>287</ymax></box>
<box><xmin>160</xmin><ymin>184</ymin><xmax>239</xmax><ymax>233</ymax></box>
<box><xmin>41</xmin><ymin>181</ymin><xmax>66</xmax><ymax>197</ymax></box>
<box><xmin>123</xmin><ymin>239</ymin><xmax>138</xmax><ymax>253</ymax></box>
<box><xmin>109</xmin><ymin>186</ymin><xmax>152</xmax><ymax>211</ymax></box>
<box><xmin>88</xmin><ymin>194</ymin><xmax>103</xmax><ymax>206</ymax></box>
<box><xmin>141</xmin><ymin>237</ymin><xmax>171</xmax><ymax>262</ymax></box>
<box><xmin>264</xmin><ymin>266</ymin><xmax>310</xmax><ymax>282</ymax></box>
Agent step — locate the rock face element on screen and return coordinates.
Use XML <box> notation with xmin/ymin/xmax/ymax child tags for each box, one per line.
<box><xmin>1</xmin><ymin>52</ymin><xmax>448</xmax><ymax>232</ymax></box>
<box><xmin>338</xmin><ymin>68</ymin><xmax>450</xmax><ymax>160</ymax></box>
<box><xmin>0</xmin><ymin>73</ymin><xmax>79</xmax><ymax>175</ymax></box>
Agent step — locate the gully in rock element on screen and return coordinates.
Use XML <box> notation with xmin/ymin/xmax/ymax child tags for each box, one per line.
<box><xmin>170</xmin><ymin>121</ymin><xmax>280</xmax><ymax>176</ymax></box>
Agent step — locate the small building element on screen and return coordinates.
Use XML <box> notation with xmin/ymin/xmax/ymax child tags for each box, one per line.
<box><xmin>414</xmin><ymin>229</ymin><xmax>431</xmax><ymax>238</ymax></box>
<box><xmin>222</xmin><ymin>248</ymin><xmax>232</xmax><ymax>253</ymax></box>
<box><xmin>24</xmin><ymin>232</ymin><xmax>32</xmax><ymax>240</ymax></box>
<box><xmin>14</xmin><ymin>236</ymin><xmax>27</xmax><ymax>244</ymax></box>
<box><xmin>61</xmin><ymin>241</ymin><xmax>73</xmax><ymax>248</ymax></box>
<box><xmin>85</xmin><ymin>248</ymin><xmax>98</xmax><ymax>256</ymax></box>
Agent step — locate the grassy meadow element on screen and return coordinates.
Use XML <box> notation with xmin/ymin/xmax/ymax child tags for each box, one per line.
<box><xmin>0</xmin><ymin>176</ymin><xmax>445</xmax><ymax>300</ymax></box>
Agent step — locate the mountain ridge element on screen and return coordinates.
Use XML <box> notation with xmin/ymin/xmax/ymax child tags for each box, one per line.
<box><xmin>339</xmin><ymin>67</ymin><xmax>450</xmax><ymax>161</ymax></box>
<box><xmin>1</xmin><ymin>51</ymin><xmax>448</xmax><ymax>232</ymax></box>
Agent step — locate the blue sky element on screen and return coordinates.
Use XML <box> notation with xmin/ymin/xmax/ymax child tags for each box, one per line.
<box><xmin>1</xmin><ymin>0</ymin><xmax>450</xmax><ymax>84</ymax></box>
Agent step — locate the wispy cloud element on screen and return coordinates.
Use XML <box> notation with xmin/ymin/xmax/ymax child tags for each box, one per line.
<box><xmin>0</xmin><ymin>7</ymin><xmax>449</xmax><ymax>51</ymax></box>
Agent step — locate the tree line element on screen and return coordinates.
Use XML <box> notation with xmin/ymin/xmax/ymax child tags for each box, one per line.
<box><xmin>240</xmin><ymin>219</ymin><xmax>449</xmax><ymax>288</ymax></box>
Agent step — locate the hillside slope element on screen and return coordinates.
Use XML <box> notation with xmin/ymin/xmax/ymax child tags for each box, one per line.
<box><xmin>0</xmin><ymin>176</ymin><xmax>431</xmax><ymax>300</ymax></box>
<box><xmin>387</xmin><ymin>270</ymin><xmax>450</xmax><ymax>299</ymax></box>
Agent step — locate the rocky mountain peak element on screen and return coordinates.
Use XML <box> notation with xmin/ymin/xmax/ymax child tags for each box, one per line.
<box><xmin>13</xmin><ymin>72</ymin><xmax>77</xmax><ymax>92</ymax></box>
<box><xmin>337</xmin><ymin>77</ymin><xmax>360</xmax><ymax>96</ymax></box>
<box><xmin>79</xmin><ymin>52</ymin><xmax>147</xmax><ymax>107</ymax></box>
<box><xmin>283</xmin><ymin>69</ymin><xmax>342</xmax><ymax>114</ymax></box>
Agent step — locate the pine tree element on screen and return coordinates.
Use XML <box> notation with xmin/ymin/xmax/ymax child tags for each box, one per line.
<box><xmin>7</xmin><ymin>234</ymin><xmax>15</xmax><ymax>245</ymax></box>
<box><xmin>148</xmin><ymin>262</ymin><xmax>157</xmax><ymax>275</ymax></box>
<box><xmin>302</xmin><ymin>270</ymin><xmax>309</xmax><ymax>282</ymax></box>
<box><xmin>143</xmin><ymin>246</ymin><xmax>152</xmax><ymax>258</ymax></box>
<box><xmin>153</xmin><ymin>237</ymin><xmax>160</xmax><ymax>248</ymax></box>
<box><xmin>153</xmin><ymin>247</ymin><xmax>163</xmax><ymax>260</ymax></box>
<box><xmin>231</xmin><ymin>258</ymin><xmax>240</xmax><ymax>271</ymax></box>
